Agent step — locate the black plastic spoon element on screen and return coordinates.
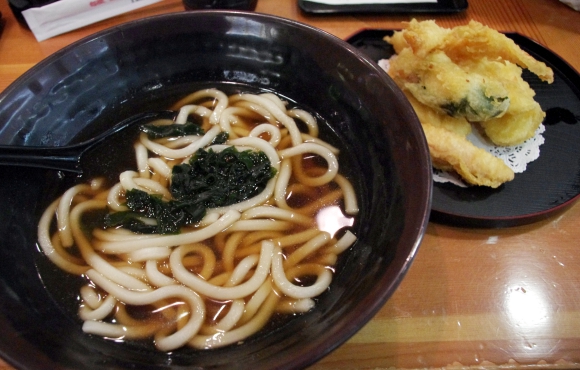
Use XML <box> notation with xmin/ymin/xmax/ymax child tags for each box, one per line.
<box><xmin>0</xmin><ymin>111</ymin><xmax>176</xmax><ymax>174</ymax></box>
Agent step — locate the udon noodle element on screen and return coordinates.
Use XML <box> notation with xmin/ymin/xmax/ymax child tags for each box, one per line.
<box><xmin>37</xmin><ymin>88</ymin><xmax>358</xmax><ymax>351</ymax></box>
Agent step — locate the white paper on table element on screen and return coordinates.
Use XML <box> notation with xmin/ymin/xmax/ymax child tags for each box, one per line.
<box><xmin>560</xmin><ymin>0</ymin><xmax>580</xmax><ymax>10</ymax></box>
<box><xmin>22</xmin><ymin>0</ymin><xmax>163</xmax><ymax>42</ymax></box>
<box><xmin>302</xmin><ymin>0</ymin><xmax>436</xmax><ymax>4</ymax></box>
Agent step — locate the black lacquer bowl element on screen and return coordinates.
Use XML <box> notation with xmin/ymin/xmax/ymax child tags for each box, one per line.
<box><xmin>0</xmin><ymin>11</ymin><xmax>431</xmax><ymax>370</ymax></box>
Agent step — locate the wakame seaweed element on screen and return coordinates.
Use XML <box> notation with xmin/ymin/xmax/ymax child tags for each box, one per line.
<box><xmin>104</xmin><ymin>146</ymin><xmax>276</xmax><ymax>234</ymax></box>
<box><xmin>171</xmin><ymin>146</ymin><xmax>276</xmax><ymax>208</ymax></box>
<box><xmin>104</xmin><ymin>189</ymin><xmax>207</xmax><ymax>234</ymax></box>
<box><xmin>140</xmin><ymin>121</ymin><xmax>205</xmax><ymax>139</ymax></box>
<box><xmin>211</xmin><ymin>131</ymin><xmax>229</xmax><ymax>145</ymax></box>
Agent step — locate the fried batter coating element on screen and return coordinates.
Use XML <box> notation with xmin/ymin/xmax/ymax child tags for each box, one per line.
<box><xmin>404</xmin><ymin>90</ymin><xmax>513</xmax><ymax>187</ymax></box>
<box><xmin>387</xmin><ymin>19</ymin><xmax>450</xmax><ymax>56</ymax></box>
<box><xmin>468</xmin><ymin>60</ymin><xmax>545</xmax><ymax>146</ymax></box>
<box><xmin>422</xmin><ymin>123</ymin><xmax>515</xmax><ymax>188</ymax></box>
<box><xmin>383</xmin><ymin>19</ymin><xmax>553</xmax><ymax>187</ymax></box>
<box><xmin>390</xmin><ymin>49</ymin><xmax>511</xmax><ymax>122</ymax></box>
<box><xmin>387</xmin><ymin>19</ymin><xmax>553</xmax><ymax>83</ymax></box>
<box><xmin>385</xmin><ymin>20</ymin><xmax>552</xmax><ymax>143</ymax></box>
<box><xmin>442</xmin><ymin>21</ymin><xmax>554</xmax><ymax>83</ymax></box>
<box><xmin>403</xmin><ymin>90</ymin><xmax>472</xmax><ymax>137</ymax></box>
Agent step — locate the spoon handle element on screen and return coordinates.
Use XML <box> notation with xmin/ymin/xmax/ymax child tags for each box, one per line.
<box><xmin>0</xmin><ymin>111</ymin><xmax>176</xmax><ymax>174</ymax></box>
<box><xmin>0</xmin><ymin>145</ymin><xmax>82</xmax><ymax>173</ymax></box>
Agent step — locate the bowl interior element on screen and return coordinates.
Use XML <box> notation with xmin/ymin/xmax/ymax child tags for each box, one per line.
<box><xmin>0</xmin><ymin>11</ymin><xmax>431</xmax><ymax>370</ymax></box>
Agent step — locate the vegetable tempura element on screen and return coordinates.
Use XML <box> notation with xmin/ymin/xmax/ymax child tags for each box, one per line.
<box><xmin>384</xmin><ymin>19</ymin><xmax>553</xmax><ymax>187</ymax></box>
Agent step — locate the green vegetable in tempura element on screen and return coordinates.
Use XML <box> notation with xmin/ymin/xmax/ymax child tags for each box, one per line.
<box><xmin>393</xmin><ymin>50</ymin><xmax>511</xmax><ymax>122</ymax></box>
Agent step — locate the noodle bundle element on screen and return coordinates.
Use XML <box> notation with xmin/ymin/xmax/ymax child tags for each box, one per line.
<box><xmin>38</xmin><ymin>88</ymin><xmax>358</xmax><ymax>351</ymax></box>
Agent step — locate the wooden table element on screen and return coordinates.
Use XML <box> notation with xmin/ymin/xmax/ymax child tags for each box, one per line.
<box><xmin>2</xmin><ymin>0</ymin><xmax>580</xmax><ymax>368</ymax></box>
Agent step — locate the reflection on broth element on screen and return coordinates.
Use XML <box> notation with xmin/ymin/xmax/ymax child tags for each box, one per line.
<box><xmin>37</xmin><ymin>88</ymin><xmax>359</xmax><ymax>351</ymax></box>
<box><xmin>316</xmin><ymin>206</ymin><xmax>355</xmax><ymax>237</ymax></box>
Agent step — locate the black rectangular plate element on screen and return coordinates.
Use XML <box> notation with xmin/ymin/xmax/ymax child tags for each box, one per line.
<box><xmin>298</xmin><ymin>0</ymin><xmax>467</xmax><ymax>14</ymax></box>
<box><xmin>347</xmin><ymin>29</ymin><xmax>580</xmax><ymax>228</ymax></box>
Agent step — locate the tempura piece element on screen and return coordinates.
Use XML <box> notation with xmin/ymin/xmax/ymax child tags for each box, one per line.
<box><xmin>387</xmin><ymin>19</ymin><xmax>450</xmax><ymax>55</ymax></box>
<box><xmin>383</xmin><ymin>19</ymin><xmax>554</xmax><ymax>187</ymax></box>
<box><xmin>385</xmin><ymin>20</ymin><xmax>553</xmax><ymax>144</ymax></box>
<box><xmin>422</xmin><ymin>123</ymin><xmax>515</xmax><ymax>188</ymax></box>
<box><xmin>403</xmin><ymin>91</ymin><xmax>472</xmax><ymax>138</ymax></box>
<box><xmin>387</xmin><ymin>19</ymin><xmax>553</xmax><ymax>83</ymax></box>
<box><xmin>404</xmin><ymin>87</ymin><xmax>514</xmax><ymax>187</ymax></box>
<box><xmin>442</xmin><ymin>21</ymin><xmax>554</xmax><ymax>83</ymax></box>
<box><xmin>467</xmin><ymin>59</ymin><xmax>545</xmax><ymax>145</ymax></box>
<box><xmin>390</xmin><ymin>49</ymin><xmax>511</xmax><ymax>122</ymax></box>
